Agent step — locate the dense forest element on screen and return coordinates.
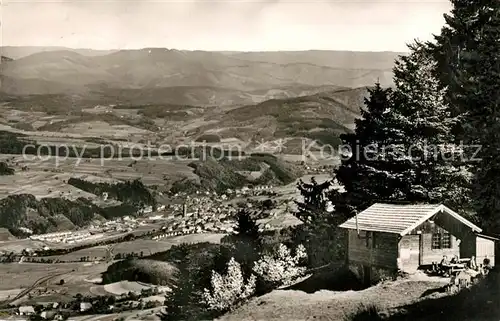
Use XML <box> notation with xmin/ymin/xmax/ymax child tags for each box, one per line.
<box><xmin>170</xmin><ymin>154</ymin><xmax>300</xmax><ymax>194</ymax></box>
<box><xmin>67</xmin><ymin>178</ymin><xmax>156</xmax><ymax>208</ymax></box>
<box><xmin>0</xmin><ymin>193</ymin><xmax>143</xmax><ymax>235</ymax></box>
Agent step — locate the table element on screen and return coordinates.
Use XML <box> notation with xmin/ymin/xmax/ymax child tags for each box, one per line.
<box><xmin>442</xmin><ymin>263</ymin><xmax>466</xmax><ymax>275</ymax></box>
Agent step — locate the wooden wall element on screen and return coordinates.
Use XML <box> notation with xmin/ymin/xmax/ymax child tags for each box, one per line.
<box><xmin>420</xmin><ymin>233</ymin><xmax>460</xmax><ymax>265</ymax></box>
<box><xmin>404</xmin><ymin>220</ymin><xmax>460</xmax><ymax>266</ymax></box>
<box><xmin>476</xmin><ymin>236</ymin><xmax>495</xmax><ymax>266</ymax></box>
<box><xmin>347</xmin><ymin>230</ymin><xmax>399</xmax><ymax>269</ymax></box>
<box><xmin>433</xmin><ymin>211</ymin><xmax>476</xmax><ymax>241</ymax></box>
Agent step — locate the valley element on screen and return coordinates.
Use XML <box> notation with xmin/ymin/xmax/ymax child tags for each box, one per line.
<box><xmin>1</xmin><ymin>42</ymin><xmax>496</xmax><ymax>321</ymax></box>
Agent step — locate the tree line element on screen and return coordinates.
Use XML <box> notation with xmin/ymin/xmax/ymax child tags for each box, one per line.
<box><xmin>0</xmin><ymin>194</ymin><xmax>145</xmax><ymax>235</ymax></box>
<box><xmin>67</xmin><ymin>178</ymin><xmax>157</xmax><ymax>209</ymax></box>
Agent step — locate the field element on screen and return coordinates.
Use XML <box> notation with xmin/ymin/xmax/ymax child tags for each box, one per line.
<box><xmin>0</xmin><ymin>288</ymin><xmax>24</xmax><ymax>301</ymax></box>
<box><xmin>109</xmin><ymin>235</ymin><xmax>225</xmax><ymax>256</ymax></box>
<box><xmin>0</xmin><ymin>154</ymin><xmax>197</xmax><ymax>197</ymax></box>
<box><xmin>57</xmin><ymin>121</ymin><xmax>152</xmax><ymax>139</ymax></box>
<box><xmin>0</xmin><ymin>231</ymin><xmax>228</xmax><ymax>306</ymax></box>
<box><xmin>103</xmin><ymin>281</ymin><xmax>152</xmax><ymax>296</ymax></box>
<box><xmin>0</xmin><ymin>228</ymin><xmax>16</xmax><ymax>241</ymax></box>
<box><xmin>0</xmin><ymin>170</ymin><xmax>98</xmax><ymax>200</ymax></box>
<box><xmin>0</xmin><ymin>239</ymin><xmax>53</xmax><ymax>254</ymax></box>
<box><xmin>272</xmin><ymin>173</ymin><xmax>334</xmax><ymax>199</ymax></box>
<box><xmin>0</xmin><ymin>261</ymin><xmax>108</xmax><ymax>294</ymax></box>
<box><xmin>70</xmin><ymin>307</ymin><xmax>164</xmax><ymax>321</ymax></box>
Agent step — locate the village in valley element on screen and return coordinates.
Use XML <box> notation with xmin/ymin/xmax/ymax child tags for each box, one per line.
<box><xmin>0</xmin><ymin>0</ymin><xmax>499</xmax><ymax>321</ymax></box>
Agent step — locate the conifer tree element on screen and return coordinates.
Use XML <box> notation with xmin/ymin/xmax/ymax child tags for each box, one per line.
<box><xmin>334</xmin><ymin>43</ymin><xmax>469</xmax><ymax>214</ymax></box>
<box><xmin>431</xmin><ymin>0</ymin><xmax>500</xmax><ymax>233</ymax></box>
<box><xmin>294</xmin><ymin>177</ymin><xmax>332</xmax><ymax>223</ymax></box>
<box><xmin>391</xmin><ymin>41</ymin><xmax>471</xmax><ymax>212</ymax></box>
<box><xmin>234</xmin><ymin>209</ymin><xmax>260</xmax><ymax>244</ymax></box>
<box><xmin>293</xmin><ymin>177</ymin><xmax>346</xmax><ymax>268</ymax></box>
<box><xmin>229</xmin><ymin>209</ymin><xmax>262</xmax><ymax>278</ymax></box>
<box><xmin>335</xmin><ymin>82</ymin><xmax>407</xmax><ymax>212</ymax></box>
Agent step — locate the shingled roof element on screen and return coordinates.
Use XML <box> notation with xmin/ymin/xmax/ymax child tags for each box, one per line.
<box><xmin>338</xmin><ymin>203</ymin><xmax>482</xmax><ymax>236</ymax></box>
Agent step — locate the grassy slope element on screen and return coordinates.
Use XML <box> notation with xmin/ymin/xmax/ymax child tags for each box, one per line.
<box><xmin>188</xmin><ymin>87</ymin><xmax>367</xmax><ymax>145</ymax></box>
<box><xmin>380</xmin><ymin>269</ymin><xmax>500</xmax><ymax>321</ymax></box>
<box><xmin>217</xmin><ymin>279</ymin><xmax>447</xmax><ymax>321</ymax></box>
<box><xmin>102</xmin><ymin>236</ymin><xmax>226</xmax><ymax>286</ymax></box>
<box><xmin>219</xmin><ymin>270</ymin><xmax>500</xmax><ymax>321</ymax></box>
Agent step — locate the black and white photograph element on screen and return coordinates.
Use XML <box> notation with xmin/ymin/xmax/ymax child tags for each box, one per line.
<box><xmin>0</xmin><ymin>0</ymin><xmax>499</xmax><ymax>320</ymax></box>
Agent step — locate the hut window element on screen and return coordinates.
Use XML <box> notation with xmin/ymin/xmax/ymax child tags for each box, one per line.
<box><xmin>432</xmin><ymin>234</ymin><xmax>440</xmax><ymax>249</ymax></box>
<box><xmin>441</xmin><ymin>232</ymin><xmax>451</xmax><ymax>248</ymax></box>
<box><xmin>432</xmin><ymin>232</ymin><xmax>452</xmax><ymax>249</ymax></box>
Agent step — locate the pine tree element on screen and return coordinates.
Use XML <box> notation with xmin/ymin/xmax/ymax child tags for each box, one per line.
<box><xmin>293</xmin><ymin>177</ymin><xmax>347</xmax><ymax>268</ymax></box>
<box><xmin>335</xmin><ymin>43</ymin><xmax>469</xmax><ymax>214</ymax></box>
<box><xmin>335</xmin><ymin>82</ymin><xmax>407</xmax><ymax>212</ymax></box>
<box><xmin>294</xmin><ymin>177</ymin><xmax>332</xmax><ymax>223</ymax></box>
<box><xmin>391</xmin><ymin>41</ymin><xmax>471</xmax><ymax>212</ymax></box>
<box><xmin>431</xmin><ymin>0</ymin><xmax>500</xmax><ymax>233</ymax></box>
<box><xmin>234</xmin><ymin>209</ymin><xmax>260</xmax><ymax>243</ymax></box>
<box><xmin>229</xmin><ymin>209</ymin><xmax>262</xmax><ymax>279</ymax></box>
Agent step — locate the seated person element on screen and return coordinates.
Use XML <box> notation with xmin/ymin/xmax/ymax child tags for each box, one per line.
<box><xmin>450</xmin><ymin>255</ymin><xmax>459</xmax><ymax>264</ymax></box>
<box><xmin>431</xmin><ymin>261</ymin><xmax>438</xmax><ymax>273</ymax></box>
<box><xmin>440</xmin><ymin>255</ymin><xmax>450</xmax><ymax>266</ymax></box>
<box><xmin>483</xmin><ymin>257</ymin><xmax>492</xmax><ymax>272</ymax></box>
<box><xmin>439</xmin><ymin>255</ymin><xmax>450</xmax><ymax>275</ymax></box>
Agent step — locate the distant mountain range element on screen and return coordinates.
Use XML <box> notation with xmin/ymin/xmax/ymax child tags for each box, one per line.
<box><xmin>1</xmin><ymin>46</ymin><xmax>118</xmax><ymax>59</ymax></box>
<box><xmin>0</xmin><ymin>46</ymin><xmax>402</xmax><ymax>98</ymax></box>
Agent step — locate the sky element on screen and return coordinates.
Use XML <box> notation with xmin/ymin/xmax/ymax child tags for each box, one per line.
<box><xmin>1</xmin><ymin>0</ymin><xmax>452</xmax><ymax>52</ymax></box>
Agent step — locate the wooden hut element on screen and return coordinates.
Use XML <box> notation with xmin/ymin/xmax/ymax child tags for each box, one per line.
<box><xmin>338</xmin><ymin>203</ymin><xmax>496</xmax><ymax>284</ymax></box>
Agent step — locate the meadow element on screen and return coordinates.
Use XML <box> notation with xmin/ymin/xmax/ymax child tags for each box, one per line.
<box><xmin>0</xmin><ymin>154</ymin><xmax>197</xmax><ymax>199</ymax></box>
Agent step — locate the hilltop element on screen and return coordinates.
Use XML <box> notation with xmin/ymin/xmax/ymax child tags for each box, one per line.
<box><xmin>191</xmin><ymin>87</ymin><xmax>367</xmax><ymax>146</ymax></box>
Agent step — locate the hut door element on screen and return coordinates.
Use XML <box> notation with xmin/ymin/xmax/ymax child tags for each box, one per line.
<box><xmin>408</xmin><ymin>235</ymin><xmax>421</xmax><ymax>270</ymax></box>
<box><xmin>400</xmin><ymin>235</ymin><xmax>421</xmax><ymax>272</ymax></box>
